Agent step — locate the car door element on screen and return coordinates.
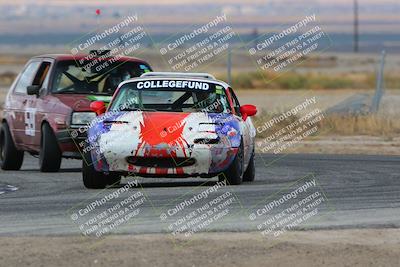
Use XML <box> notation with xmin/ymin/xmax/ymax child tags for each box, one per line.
<box><xmin>227</xmin><ymin>87</ymin><xmax>253</xmax><ymax>164</ymax></box>
<box><xmin>25</xmin><ymin>59</ymin><xmax>54</xmax><ymax>147</ymax></box>
<box><xmin>8</xmin><ymin>60</ymin><xmax>41</xmax><ymax>146</ymax></box>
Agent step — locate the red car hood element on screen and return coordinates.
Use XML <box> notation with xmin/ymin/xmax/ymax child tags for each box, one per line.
<box><xmin>54</xmin><ymin>94</ymin><xmax>113</xmax><ymax>112</ymax></box>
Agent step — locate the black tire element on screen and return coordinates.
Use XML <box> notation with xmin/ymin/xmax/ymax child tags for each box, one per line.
<box><xmin>243</xmin><ymin>150</ymin><xmax>255</xmax><ymax>182</ymax></box>
<box><xmin>39</xmin><ymin>123</ymin><xmax>62</xmax><ymax>172</ymax></box>
<box><xmin>82</xmin><ymin>150</ymin><xmax>120</xmax><ymax>189</ymax></box>
<box><xmin>108</xmin><ymin>174</ymin><xmax>121</xmax><ymax>187</ymax></box>
<box><xmin>0</xmin><ymin>122</ymin><xmax>24</xmax><ymax>170</ymax></box>
<box><xmin>219</xmin><ymin>142</ymin><xmax>244</xmax><ymax>185</ymax></box>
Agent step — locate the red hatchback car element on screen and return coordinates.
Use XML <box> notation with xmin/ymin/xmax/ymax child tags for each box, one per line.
<box><xmin>0</xmin><ymin>52</ymin><xmax>152</xmax><ymax>172</ymax></box>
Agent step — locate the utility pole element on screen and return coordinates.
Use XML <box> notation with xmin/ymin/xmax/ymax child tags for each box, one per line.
<box><xmin>252</xmin><ymin>28</ymin><xmax>258</xmax><ymax>49</ymax></box>
<box><xmin>353</xmin><ymin>0</ymin><xmax>359</xmax><ymax>53</ymax></box>
<box><xmin>227</xmin><ymin>47</ymin><xmax>232</xmax><ymax>85</ymax></box>
<box><xmin>370</xmin><ymin>51</ymin><xmax>386</xmax><ymax>113</ymax></box>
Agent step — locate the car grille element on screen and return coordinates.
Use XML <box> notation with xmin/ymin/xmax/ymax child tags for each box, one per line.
<box><xmin>126</xmin><ymin>156</ymin><xmax>196</xmax><ymax>168</ymax></box>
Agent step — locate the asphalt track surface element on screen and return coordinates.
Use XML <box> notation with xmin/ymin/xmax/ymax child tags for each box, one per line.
<box><xmin>0</xmin><ymin>153</ymin><xmax>399</xmax><ymax>236</ymax></box>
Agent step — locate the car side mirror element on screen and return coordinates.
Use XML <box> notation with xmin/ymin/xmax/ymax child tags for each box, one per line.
<box><xmin>90</xmin><ymin>101</ymin><xmax>106</xmax><ymax>116</ymax></box>
<box><xmin>27</xmin><ymin>85</ymin><xmax>40</xmax><ymax>96</ymax></box>
<box><xmin>240</xmin><ymin>104</ymin><xmax>257</xmax><ymax>121</ymax></box>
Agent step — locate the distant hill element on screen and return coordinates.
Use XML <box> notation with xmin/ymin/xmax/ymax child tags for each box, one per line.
<box><xmin>0</xmin><ymin>0</ymin><xmax>398</xmax><ymax>34</ymax></box>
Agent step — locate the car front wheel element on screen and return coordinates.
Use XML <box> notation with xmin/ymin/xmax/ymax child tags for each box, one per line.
<box><xmin>82</xmin><ymin>149</ymin><xmax>120</xmax><ymax>189</ymax></box>
<box><xmin>39</xmin><ymin>123</ymin><xmax>62</xmax><ymax>172</ymax></box>
<box><xmin>219</xmin><ymin>142</ymin><xmax>244</xmax><ymax>185</ymax></box>
<box><xmin>243</xmin><ymin>149</ymin><xmax>255</xmax><ymax>182</ymax></box>
<box><xmin>0</xmin><ymin>122</ymin><xmax>24</xmax><ymax>170</ymax></box>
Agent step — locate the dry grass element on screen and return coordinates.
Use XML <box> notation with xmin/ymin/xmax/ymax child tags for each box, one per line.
<box><xmin>0</xmin><ymin>55</ymin><xmax>30</xmax><ymax>65</ymax></box>
<box><xmin>321</xmin><ymin>114</ymin><xmax>400</xmax><ymax>137</ymax></box>
<box><xmin>0</xmin><ymin>53</ymin><xmax>399</xmax><ymax>90</ymax></box>
<box><xmin>254</xmin><ymin>111</ymin><xmax>400</xmax><ymax>138</ymax></box>
<box><xmin>0</xmin><ymin>72</ymin><xmax>16</xmax><ymax>86</ymax></box>
<box><xmin>216</xmin><ymin>71</ymin><xmax>400</xmax><ymax>90</ymax></box>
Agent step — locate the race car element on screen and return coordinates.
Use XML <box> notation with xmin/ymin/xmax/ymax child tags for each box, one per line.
<box><xmin>83</xmin><ymin>72</ymin><xmax>257</xmax><ymax>188</ymax></box>
<box><xmin>0</xmin><ymin>51</ymin><xmax>152</xmax><ymax>172</ymax></box>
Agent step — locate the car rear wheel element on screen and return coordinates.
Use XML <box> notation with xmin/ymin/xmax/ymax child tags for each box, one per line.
<box><xmin>39</xmin><ymin>123</ymin><xmax>62</xmax><ymax>172</ymax></box>
<box><xmin>82</xmin><ymin>149</ymin><xmax>120</xmax><ymax>189</ymax></box>
<box><xmin>0</xmin><ymin>122</ymin><xmax>24</xmax><ymax>170</ymax></box>
<box><xmin>243</xmin><ymin>150</ymin><xmax>255</xmax><ymax>182</ymax></box>
<box><xmin>219</xmin><ymin>142</ymin><xmax>243</xmax><ymax>185</ymax></box>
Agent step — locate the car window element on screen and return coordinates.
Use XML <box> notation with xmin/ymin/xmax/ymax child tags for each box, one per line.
<box><xmin>229</xmin><ymin>87</ymin><xmax>241</xmax><ymax>115</ymax></box>
<box><xmin>51</xmin><ymin>60</ymin><xmax>152</xmax><ymax>95</ymax></box>
<box><xmin>32</xmin><ymin>61</ymin><xmax>51</xmax><ymax>88</ymax></box>
<box><xmin>14</xmin><ymin>61</ymin><xmax>41</xmax><ymax>94</ymax></box>
<box><xmin>211</xmin><ymin>85</ymin><xmax>231</xmax><ymax>113</ymax></box>
<box><xmin>109</xmin><ymin>81</ymin><xmax>231</xmax><ymax>113</ymax></box>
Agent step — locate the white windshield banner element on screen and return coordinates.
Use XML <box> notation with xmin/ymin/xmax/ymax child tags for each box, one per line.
<box><xmin>136</xmin><ymin>80</ymin><xmax>210</xmax><ymax>90</ymax></box>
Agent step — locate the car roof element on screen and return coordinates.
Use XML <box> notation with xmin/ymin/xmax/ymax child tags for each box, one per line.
<box><xmin>140</xmin><ymin>72</ymin><xmax>216</xmax><ymax>80</ymax></box>
<box><xmin>32</xmin><ymin>54</ymin><xmax>149</xmax><ymax>64</ymax></box>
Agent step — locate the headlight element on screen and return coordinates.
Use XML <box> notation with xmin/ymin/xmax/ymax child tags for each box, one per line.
<box><xmin>71</xmin><ymin>112</ymin><xmax>96</xmax><ymax>125</ymax></box>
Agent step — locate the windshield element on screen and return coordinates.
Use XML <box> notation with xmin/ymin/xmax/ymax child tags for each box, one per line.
<box><xmin>109</xmin><ymin>80</ymin><xmax>231</xmax><ymax>113</ymax></box>
<box><xmin>51</xmin><ymin>60</ymin><xmax>152</xmax><ymax>95</ymax></box>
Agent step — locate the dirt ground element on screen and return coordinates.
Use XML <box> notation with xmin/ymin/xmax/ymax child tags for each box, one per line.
<box><xmin>0</xmin><ymin>229</ymin><xmax>399</xmax><ymax>267</ymax></box>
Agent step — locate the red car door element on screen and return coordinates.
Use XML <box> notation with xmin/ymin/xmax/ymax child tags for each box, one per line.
<box><xmin>24</xmin><ymin>59</ymin><xmax>54</xmax><ymax>148</ymax></box>
<box><xmin>7</xmin><ymin>60</ymin><xmax>41</xmax><ymax>147</ymax></box>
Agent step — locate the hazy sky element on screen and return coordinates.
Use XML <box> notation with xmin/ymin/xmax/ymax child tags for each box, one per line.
<box><xmin>0</xmin><ymin>0</ymin><xmax>399</xmax><ymax>5</ymax></box>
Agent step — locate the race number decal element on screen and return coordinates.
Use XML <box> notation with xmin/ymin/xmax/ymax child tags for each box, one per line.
<box><xmin>24</xmin><ymin>108</ymin><xmax>36</xmax><ymax>136</ymax></box>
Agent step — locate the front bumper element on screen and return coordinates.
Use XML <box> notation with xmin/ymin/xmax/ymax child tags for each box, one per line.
<box><xmin>55</xmin><ymin>128</ymin><xmax>88</xmax><ymax>158</ymax></box>
<box><xmin>91</xmin><ymin>145</ymin><xmax>238</xmax><ymax>177</ymax></box>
